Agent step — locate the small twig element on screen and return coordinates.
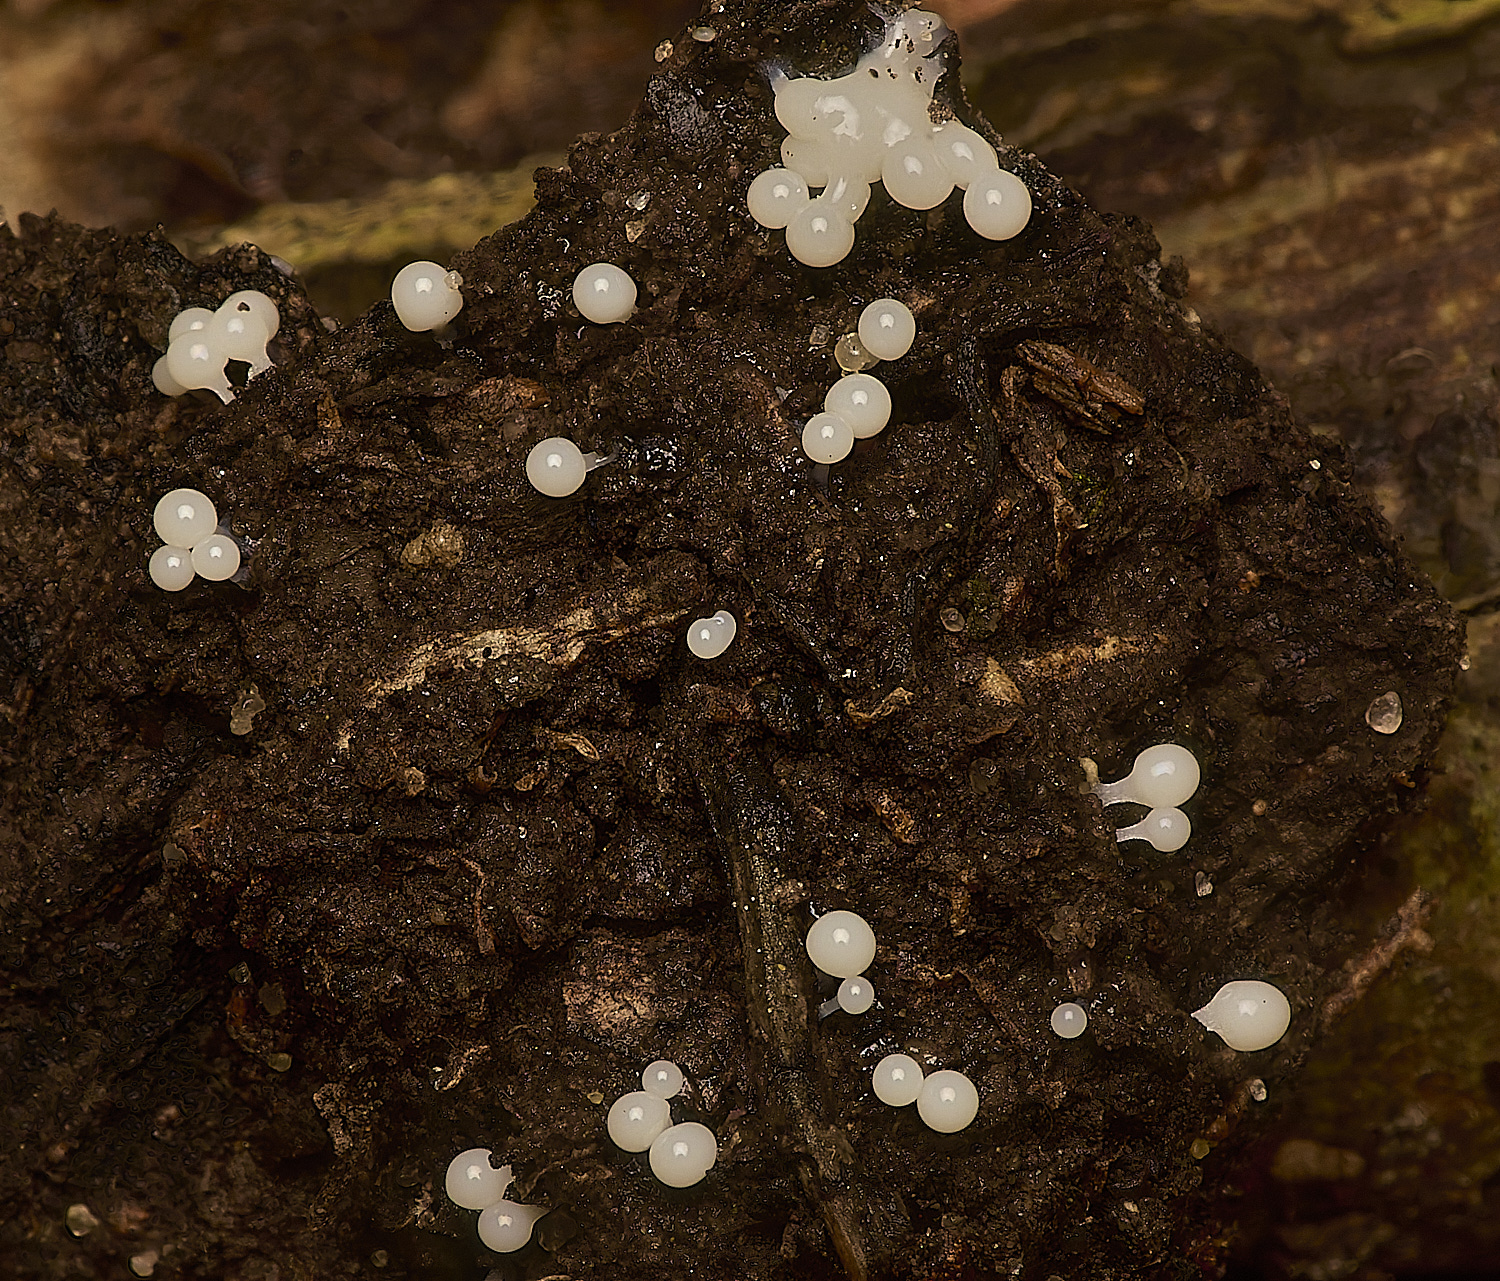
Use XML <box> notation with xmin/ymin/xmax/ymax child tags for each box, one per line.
<box><xmin>1320</xmin><ymin>887</ymin><xmax>1434</xmax><ymax>1028</ymax></box>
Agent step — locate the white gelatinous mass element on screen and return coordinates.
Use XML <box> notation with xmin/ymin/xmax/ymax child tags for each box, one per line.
<box><xmin>606</xmin><ymin>1090</ymin><xmax>671</xmax><ymax>1152</ymax></box>
<box><xmin>1114</xmin><ymin>806</ymin><xmax>1191</xmax><ymax>852</ymax></box>
<box><xmin>573</xmin><ymin>262</ymin><xmax>637</xmax><ymax>324</ymax></box>
<box><xmin>1094</xmin><ymin>743</ymin><xmax>1201</xmax><ymax>810</ymax></box>
<box><xmin>1192</xmin><ymin>980</ymin><xmax>1291</xmax><ymax>1052</ymax></box>
<box><xmin>917</xmin><ymin>1069</ymin><xmax>979</xmax><ymax>1133</ymax></box>
<box><xmin>153</xmin><ymin>488</ymin><xmax>218</xmax><ymax>548</ymax></box>
<box><xmin>805</xmin><ymin>909</ymin><xmax>876</xmax><ymax>978</ymax></box>
<box><xmin>391</xmin><ymin>260</ymin><xmax>464</xmax><ymax>332</ymax></box>
<box><xmin>872</xmin><ymin>1053</ymin><xmax>923</xmax><ymax>1106</ymax></box>
<box><xmin>687</xmin><ymin>610</ymin><xmax>737</xmax><ymax>660</ymax></box>
<box><xmin>526</xmin><ymin>437</ymin><xmax>588</xmax><ymax>497</ymax></box>
<box><xmin>444</xmin><ymin>1148</ymin><xmax>513</xmax><ymax>1211</ymax></box>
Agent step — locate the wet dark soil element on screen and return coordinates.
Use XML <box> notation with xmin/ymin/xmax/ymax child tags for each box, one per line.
<box><xmin>0</xmin><ymin>2</ymin><xmax>1463</xmax><ymax>1279</ymax></box>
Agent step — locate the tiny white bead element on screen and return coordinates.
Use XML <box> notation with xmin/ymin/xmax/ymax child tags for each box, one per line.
<box><xmin>881</xmin><ymin>135</ymin><xmax>954</xmax><ymax>210</ymax></box>
<box><xmin>1051</xmin><ymin>1002</ymin><xmax>1088</xmax><ymax>1039</ymax></box>
<box><xmin>872</xmin><ymin>1053</ymin><xmax>924</xmax><ymax>1106</ymax></box>
<box><xmin>392</xmin><ymin>260</ymin><xmax>463</xmax><ymax>331</ymax></box>
<box><xmin>963</xmin><ymin>169</ymin><xmax>1033</xmax><ymax>241</ymax></box>
<box><xmin>785</xmin><ymin>201</ymin><xmax>854</xmax><ymax>268</ymax></box>
<box><xmin>641</xmin><ymin>1059</ymin><xmax>684</xmax><ymax>1099</ymax></box>
<box><xmin>572</xmin><ymin>263</ymin><xmax>637</xmax><ymax>324</ymax></box>
<box><xmin>148</xmin><ymin>545</ymin><xmax>195</xmax><ymax>592</ymax></box>
<box><xmin>607</xmin><ymin>1090</ymin><xmax>671</xmax><ymax>1152</ymax></box>
<box><xmin>477</xmin><ymin>1200</ymin><xmax>544</xmax><ymax>1252</ymax></box>
<box><xmin>444</xmin><ymin>1148</ymin><xmax>513</xmax><ymax>1210</ymax></box>
<box><xmin>190</xmin><ymin>534</ymin><xmax>241</xmax><ymax>582</ymax></box>
<box><xmin>917</xmin><ymin>1069</ymin><xmax>979</xmax><ymax>1133</ymax></box>
<box><xmin>1192</xmin><ymin>980</ymin><xmax>1291</xmax><ymax>1052</ymax></box>
<box><xmin>836</xmin><ymin>976</ymin><xmax>874</xmax><ymax>1015</ymax></box>
<box><xmin>857</xmin><ymin>299</ymin><xmax>915</xmax><ymax>361</ymax></box>
<box><xmin>1095</xmin><ymin>744</ymin><xmax>1201</xmax><ymax>810</ymax></box>
<box><xmin>167</xmin><ymin>307</ymin><xmax>213</xmax><ymax>342</ymax></box>
<box><xmin>648</xmin><ymin>1121</ymin><xmax>717</xmax><ymax>1188</ymax></box>
<box><xmin>824</xmin><ymin>374</ymin><xmax>891</xmax><ymax>438</ymax></box>
<box><xmin>802</xmin><ymin>411</ymin><xmax>855</xmax><ymax>464</ymax></box>
<box><xmin>153</xmin><ymin>488</ymin><xmax>218</xmax><ymax>548</ymax></box>
<box><xmin>1114</xmin><ymin>806</ymin><xmax>1191</xmax><ymax>852</ymax></box>
<box><xmin>747</xmin><ymin>168</ymin><xmax>811</xmax><ymax>229</ymax></box>
<box><xmin>931</xmin><ymin>122</ymin><xmax>999</xmax><ymax>189</ymax></box>
<box><xmin>218</xmin><ymin>290</ymin><xmax>280</xmax><ymax>340</ymax></box>
<box><xmin>805</xmin><ymin>910</ymin><xmax>875</xmax><ymax>978</ymax></box>
<box><xmin>686</xmin><ymin>610</ymin><xmax>737</xmax><ymax>660</ymax></box>
<box><xmin>526</xmin><ymin>437</ymin><xmax>588</xmax><ymax>497</ymax></box>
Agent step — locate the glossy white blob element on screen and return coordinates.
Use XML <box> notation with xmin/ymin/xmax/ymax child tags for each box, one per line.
<box><xmin>191</xmin><ymin>534</ymin><xmax>241</xmax><ymax>581</ymax></box>
<box><xmin>573</xmin><ymin>262</ymin><xmax>637</xmax><ymax>324</ymax></box>
<box><xmin>152</xmin><ymin>355</ymin><xmax>186</xmax><ymax>397</ymax></box>
<box><xmin>872</xmin><ymin>1053</ymin><xmax>923</xmax><ymax>1106</ymax></box>
<box><xmin>821</xmin><ymin>173</ymin><xmax>871</xmax><ymax>222</ymax></box>
<box><xmin>153</xmin><ymin>488</ymin><xmax>218</xmax><ymax>548</ymax></box>
<box><xmin>748</xmin><ymin>168</ymin><xmax>811</xmax><ymax>228</ymax></box>
<box><xmin>148</xmin><ymin>545</ymin><xmax>194</xmax><ymax>592</ymax></box>
<box><xmin>606</xmin><ymin>1090</ymin><xmax>671</xmax><ymax>1152</ymax></box>
<box><xmin>857</xmin><ymin>298</ymin><xmax>915</xmax><ymax>361</ymax></box>
<box><xmin>931</xmin><ymin>122</ymin><xmax>999</xmax><ymax>188</ymax></box>
<box><xmin>208</xmin><ymin>308</ymin><xmax>272</xmax><ymax>377</ymax></box>
<box><xmin>917</xmin><ymin>1069</ymin><xmax>979</xmax><ymax>1133</ymax></box>
<box><xmin>837</xmin><ymin>976</ymin><xmax>875</xmax><ymax>1015</ymax></box>
<box><xmin>1192</xmin><ymin>980</ymin><xmax>1291</xmax><ymax>1052</ymax></box>
<box><xmin>392</xmin><ymin>260</ymin><xmax>463</xmax><ymax>331</ymax></box>
<box><xmin>785</xmin><ymin>201</ymin><xmax>854</xmax><ymax>267</ymax></box>
<box><xmin>802</xmin><ymin>411</ymin><xmax>855</xmax><ymax>464</ymax></box>
<box><xmin>649</xmin><ymin>1121</ymin><xmax>717</xmax><ymax>1188</ymax></box>
<box><xmin>824</xmin><ymin>374</ymin><xmax>891</xmax><ymax>438</ymax></box>
<box><xmin>781</xmin><ymin>135</ymin><xmax>832</xmax><ymax>187</ymax></box>
<box><xmin>526</xmin><ymin>437</ymin><xmax>588</xmax><ymax>497</ymax></box>
<box><xmin>165</xmin><ymin>332</ymin><xmax>232</xmax><ymax>403</ymax></box>
<box><xmin>219</xmin><ymin>290</ymin><xmax>280</xmax><ymax>340</ymax></box>
<box><xmin>477</xmin><ymin>1200</ymin><xmax>544</xmax><ymax>1252</ymax></box>
<box><xmin>687</xmin><ymin>610</ymin><xmax>737</xmax><ymax>660</ymax></box>
<box><xmin>882</xmin><ymin>135</ymin><xmax>954</xmax><ymax>210</ymax></box>
<box><xmin>445</xmin><ymin>1148</ymin><xmax>513</xmax><ymax>1210</ymax></box>
<box><xmin>964</xmin><ymin>169</ymin><xmax>1033</xmax><ymax>240</ymax></box>
<box><xmin>1051</xmin><ymin>1001</ymin><xmax>1088</xmax><ymax>1039</ymax></box>
<box><xmin>805</xmin><ymin>909</ymin><xmax>876</xmax><ymax>978</ymax></box>
<box><xmin>1095</xmin><ymin>744</ymin><xmax>1201</xmax><ymax>809</ymax></box>
<box><xmin>1114</xmin><ymin>806</ymin><xmax>1191</xmax><ymax>852</ymax></box>
<box><xmin>642</xmin><ymin>1060</ymin><xmax>684</xmax><ymax>1100</ymax></box>
<box><xmin>774</xmin><ymin>76</ymin><xmax>826</xmax><ymax>137</ymax></box>
<box><xmin>168</xmin><ymin>307</ymin><xmax>214</xmax><ymax>342</ymax></box>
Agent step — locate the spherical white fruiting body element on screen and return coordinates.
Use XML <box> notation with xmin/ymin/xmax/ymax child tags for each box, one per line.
<box><xmin>445</xmin><ymin>1148</ymin><xmax>513</xmax><ymax>1211</ymax></box>
<box><xmin>872</xmin><ymin>1053</ymin><xmax>923</xmax><ymax>1106</ymax></box>
<box><xmin>153</xmin><ymin>489</ymin><xmax>218</xmax><ymax>548</ymax></box>
<box><xmin>648</xmin><ymin>1121</ymin><xmax>717</xmax><ymax>1188</ymax></box>
<box><xmin>1094</xmin><ymin>744</ymin><xmax>1201</xmax><ymax>810</ymax></box>
<box><xmin>391</xmin><ymin>260</ymin><xmax>464</xmax><ymax>332</ymax></box>
<box><xmin>526</xmin><ymin>437</ymin><xmax>588</xmax><ymax>497</ymax></box>
<box><xmin>805</xmin><ymin>909</ymin><xmax>876</xmax><ymax>978</ymax></box>
<box><xmin>606</xmin><ymin>1090</ymin><xmax>671</xmax><ymax>1152</ymax></box>
<box><xmin>190</xmin><ymin>534</ymin><xmax>241</xmax><ymax>582</ymax></box>
<box><xmin>219</xmin><ymin>290</ymin><xmax>280</xmax><ymax>341</ymax></box>
<box><xmin>748</xmin><ymin>168</ymin><xmax>811</xmax><ymax>228</ymax></box>
<box><xmin>931</xmin><ymin>122</ymin><xmax>998</xmax><ymax>189</ymax></box>
<box><xmin>208</xmin><ymin>307</ymin><xmax>272</xmax><ymax>377</ymax></box>
<box><xmin>802</xmin><ymin>411</ymin><xmax>855</xmax><ymax>464</ymax></box>
<box><xmin>166</xmin><ymin>332</ymin><xmax>233</xmax><ymax>403</ymax></box>
<box><xmin>836</xmin><ymin>976</ymin><xmax>875</xmax><ymax>1014</ymax></box>
<box><xmin>963</xmin><ymin>169</ymin><xmax>1033</xmax><ymax>240</ymax></box>
<box><xmin>858</xmin><ymin>299</ymin><xmax>915</xmax><ymax>361</ymax></box>
<box><xmin>477</xmin><ymin>1200</ymin><xmax>545</xmax><ymax>1252</ymax></box>
<box><xmin>824</xmin><ymin>374</ymin><xmax>891</xmax><ymax>438</ymax></box>
<box><xmin>785</xmin><ymin>200</ymin><xmax>855</xmax><ymax>268</ymax></box>
<box><xmin>641</xmin><ymin>1060</ymin><xmax>684</xmax><ymax>1100</ymax></box>
<box><xmin>148</xmin><ymin>545</ymin><xmax>195</xmax><ymax>592</ymax></box>
<box><xmin>1114</xmin><ymin>806</ymin><xmax>1191</xmax><ymax>852</ymax></box>
<box><xmin>687</xmin><ymin>610</ymin><xmax>737</xmax><ymax>660</ymax></box>
<box><xmin>917</xmin><ymin>1069</ymin><xmax>979</xmax><ymax>1133</ymax></box>
<box><xmin>1051</xmin><ymin>1002</ymin><xmax>1088</xmax><ymax>1039</ymax></box>
<box><xmin>168</xmin><ymin>307</ymin><xmax>214</xmax><ymax>341</ymax></box>
<box><xmin>881</xmin><ymin>135</ymin><xmax>954</xmax><ymax>210</ymax></box>
<box><xmin>1192</xmin><ymin>980</ymin><xmax>1291</xmax><ymax>1052</ymax></box>
<box><xmin>573</xmin><ymin>263</ymin><xmax>637</xmax><ymax>323</ymax></box>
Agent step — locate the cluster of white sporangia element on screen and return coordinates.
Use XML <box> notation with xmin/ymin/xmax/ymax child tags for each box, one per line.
<box><xmin>444</xmin><ymin>1149</ymin><xmax>545</xmax><ymax>1253</ymax></box>
<box><xmin>746</xmin><ymin>9</ymin><xmax>1033</xmax><ymax>268</ymax></box>
<box><xmin>606</xmin><ymin>1059</ymin><xmax>719</xmax><ymax>1188</ymax></box>
<box><xmin>153</xmin><ymin>291</ymin><xmax>279</xmax><ymax>403</ymax></box>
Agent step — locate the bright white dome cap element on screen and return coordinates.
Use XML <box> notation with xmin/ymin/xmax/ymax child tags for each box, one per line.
<box><xmin>1192</xmin><ymin>980</ymin><xmax>1291</xmax><ymax>1052</ymax></box>
<box><xmin>151</xmin><ymin>355</ymin><xmax>187</xmax><ymax>397</ymax></box>
<box><xmin>607</xmin><ymin>1090</ymin><xmax>671</xmax><ymax>1152</ymax></box>
<box><xmin>190</xmin><ymin>534</ymin><xmax>241</xmax><ymax>582</ymax></box>
<box><xmin>802</xmin><ymin>411</ymin><xmax>855</xmax><ymax>464</ymax></box>
<box><xmin>208</xmin><ymin>307</ymin><xmax>272</xmax><ymax>377</ymax></box>
<box><xmin>1050</xmin><ymin>1002</ymin><xmax>1088</xmax><ymax>1039</ymax></box>
<box><xmin>872</xmin><ymin>1053</ymin><xmax>923</xmax><ymax>1106</ymax></box>
<box><xmin>526</xmin><ymin>437</ymin><xmax>588</xmax><ymax>497</ymax></box>
<box><xmin>931</xmin><ymin>122</ymin><xmax>999</xmax><ymax>189</ymax></box>
<box><xmin>649</xmin><ymin>1121</ymin><xmax>717</xmax><ymax>1188</ymax></box>
<box><xmin>836</xmin><ymin>976</ymin><xmax>875</xmax><ymax>1015</ymax></box>
<box><xmin>573</xmin><ymin>263</ymin><xmax>637</xmax><ymax>324</ymax></box>
<box><xmin>824</xmin><ymin>374</ymin><xmax>891</xmax><ymax>438</ymax></box>
<box><xmin>641</xmin><ymin>1060</ymin><xmax>684</xmax><ymax>1099</ymax></box>
<box><xmin>148</xmin><ymin>545</ymin><xmax>195</xmax><ymax>592</ymax></box>
<box><xmin>687</xmin><ymin>610</ymin><xmax>737</xmax><ymax>660</ymax></box>
<box><xmin>964</xmin><ymin>169</ymin><xmax>1033</xmax><ymax>241</ymax></box>
<box><xmin>781</xmin><ymin>136</ymin><xmax>831</xmax><ymax>187</ymax></box>
<box><xmin>153</xmin><ymin>488</ymin><xmax>217</xmax><ymax>548</ymax></box>
<box><xmin>858</xmin><ymin>299</ymin><xmax>915</xmax><ymax>361</ymax></box>
<box><xmin>219</xmin><ymin>290</ymin><xmax>280</xmax><ymax>339</ymax></box>
<box><xmin>748</xmin><ymin>168</ymin><xmax>811</xmax><ymax>229</ymax></box>
<box><xmin>392</xmin><ymin>260</ymin><xmax>463</xmax><ymax>332</ymax></box>
<box><xmin>444</xmin><ymin>1148</ymin><xmax>513</xmax><ymax>1210</ymax></box>
<box><xmin>917</xmin><ymin>1069</ymin><xmax>979</xmax><ymax>1133</ymax></box>
<box><xmin>165</xmin><ymin>332</ymin><xmax>232</xmax><ymax>403</ymax></box>
<box><xmin>1095</xmin><ymin>743</ymin><xmax>1201</xmax><ymax>809</ymax></box>
<box><xmin>477</xmin><ymin>1200</ymin><xmax>545</xmax><ymax>1252</ymax></box>
<box><xmin>805</xmin><ymin>909</ymin><xmax>876</xmax><ymax>978</ymax></box>
<box><xmin>785</xmin><ymin>201</ymin><xmax>854</xmax><ymax>267</ymax></box>
<box><xmin>882</xmin><ymin>135</ymin><xmax>954</xmax><ymax>211</ymax></box>
<box><xmin>167</xmin><ymin>307</ymin><xmax>214</xmax><ymax>342</ymax></box>
<box><xmin>1114</xmin><ymin>806</ymin><xmax>1191</xmax><ymax>852</ymax></box>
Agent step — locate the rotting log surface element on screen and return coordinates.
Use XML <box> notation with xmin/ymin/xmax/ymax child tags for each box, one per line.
<box><xmin>0</xmin><ymin>2</ymin><xmax>1464</xmax><ymax>1278</ymax></box>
